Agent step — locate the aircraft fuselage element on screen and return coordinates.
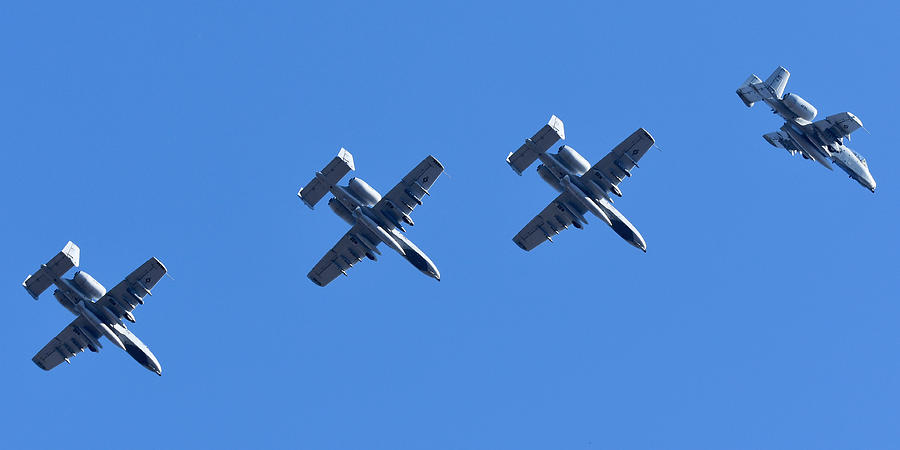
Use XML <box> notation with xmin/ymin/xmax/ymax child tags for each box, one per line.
<box><xmin>536</xmin><ymin>151</ymin><xmax>647</xmax><ymax>251</ymax></box>
<box><xmin>762</xmin><ymin>96</ymin><xmax>875</xmax><ymax>190</ymax></box>
<box><xmin>832</xmin><ymin>145</ymin><xmax>877</xmax><ymax>192</ymax></box>
<box><xmin>50</xmin><ymin>273</ymin><xmax>162</xmax><ymax>375</ymax></box>
<box><xmin>329</xmin><ymin>183</ymin><xmax>441</xmax><ymax>280</ymax></box>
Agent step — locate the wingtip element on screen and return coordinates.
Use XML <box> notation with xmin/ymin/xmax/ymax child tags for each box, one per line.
<box><xmin>426</xmin><ymin>154</ymin><xmax>444</xmax><ymax>170</ymax></box>
<box><xmin>308</xmin><ymin>275</ymin><xmax>325</xmax><ymax>287</ymax></box>
<box><xmin>638</xmin><ymin>127</ymin><xmax>655</xmax><ymax>144</ymax></box>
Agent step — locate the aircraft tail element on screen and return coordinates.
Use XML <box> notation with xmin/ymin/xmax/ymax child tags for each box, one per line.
<box><xmin>297</xmin><ymin>148</ymin><xmax>355</xmax><ymax>209</ymax></box>
<box><xmin>507</xmin><ymin>115</ymin><xmax>565</xmax><ymax>175</ymax></box>
<box><xmin>23</xmin><ymin>241</ymin><xmax>80</xmax><ymax>300</ymax></box>
<box><xmin>736</xmin><ymin>66</ymin><xmax>789</xmax><ymax>107</ymax></box>
<box><xmin>764</xmin><ymin>66</ymin><xmax>789</xmax><ymax>99</ymax></box>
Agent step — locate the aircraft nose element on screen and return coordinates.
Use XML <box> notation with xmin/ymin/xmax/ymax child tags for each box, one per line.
<box><xmin>146</xmin><ymin>357</ymin><xmax>162</xmax><ymax>376</ymax></box>
<box><xmin>635</xmin><ymin>238</ymin><xmax>647</xmax><ymax>253</ymax></box>
<box><xmin>865</xmin><ymin>179</ymin><xmax>876</xmax><ymax>193</ymax></box>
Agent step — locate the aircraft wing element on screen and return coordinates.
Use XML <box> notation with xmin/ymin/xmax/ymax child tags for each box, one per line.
<box><xmin>308</xmin><ymin>223</ymin><xmax>382</xmax><ymax>286</ymax></box>
<box><xmin>95</xmin><ymin>258</ymin><xmax>167</xmax><ymax>322</ymax></box>
<box><xmin>507</xmin><ymin>115</ymin><xmax>566</xmax><ymax>175</ymax></box>
<box><xmin>580</xmin><ymin>128</ymin><xmax>655</xmax><ymax>195</ymax></box>
<box><xmin>763</xmin><ymin>129</ymin><xmax>802</xmax><ymax>155</ymax></box>
<box><xmin>33</xmin><ymin>316</ymin><xmax>99</xmax><ymax>371</ymax></box>
<box><xmin>810</xmin><ymin>112</ymin><xmax>864</xmax><ymax>142</ymax></box>
<box><xmin>512</xmin><ymin>192</ymin><xmax>587</xmax><ymax>251</ymax></box>
<box><xmin>371</xmin><ymin>155</ymin><xmax>444</xmax><ymax>230</ymax></box>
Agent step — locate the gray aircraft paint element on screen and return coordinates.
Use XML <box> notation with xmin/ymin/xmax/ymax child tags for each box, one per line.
<box><xmin>737</xmin><ymin>66</ymin><xmax>876</xmax><ymax>192</ymax></box>
<box><xmin>507</xmin><ymin>116</ymin><xmax>657</xmax><ymax>252</ymax></box>
<box><xmin>23</xmin><ymin>242</ymin><xmax>167</xmax><ymax>375</ymax></box>
<box><xmin>298</xmin><ymin>149</ymin><xmax>444</xmax><ymax>286</ymax></box>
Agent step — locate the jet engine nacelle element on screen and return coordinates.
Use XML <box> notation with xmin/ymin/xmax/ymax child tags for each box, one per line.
<box><xmin>536</xmin><ymin>164</ymin><xmax>562</xmax><ymax>192</ymax></box>
<box><xmin>53</xmin><ymin>289</ymin><xmax>76</xmax><ymax>311</ymax></box>
<box><xmin>328</xmin><ymin>197</ymin><xmax>355</xmax><ymax>225</ymax></box>
<box><xmin>346</xmin><ymin>178</ymin><xmax>382</xmax><ymax>207</ymax></box>
<box><xmin>72</xmin><ymin>271</ymin><xmax>106</xmax><ymax>299</ymax></box>
<box><xmin>783</xmin><ymin>93</ymin><xmax>817</xmax><ymax>121</ymax></box>
<box><xmin>557</xmin><ymin>145</ymin><xmax>591</xmax><ymax>176</ymax></box>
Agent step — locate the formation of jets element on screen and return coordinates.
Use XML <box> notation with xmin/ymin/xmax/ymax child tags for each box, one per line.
<box><xmin>20</xmin><ymin>66</ymin><xmax>879</xmax><ymax>374</ymax></box>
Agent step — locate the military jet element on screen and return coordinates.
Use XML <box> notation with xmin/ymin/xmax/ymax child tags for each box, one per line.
<box><xmin>22</xmin><ymin>242</ymin><xmax>167</xmax><ymax>375</ymax></box>
<box><xmin>737</xmin><ymin>66</ymin><xmax>876</xmax><ymax>192</ymax></box>
<box><xmin>507</xmin><ymin>115</ymin><xmax>657</xmax><ymax>252</ymax></box>
<box><xmin>298</xmin><ymin>148</ymin><xmax>444</xmax><ymax>286</ymax></box>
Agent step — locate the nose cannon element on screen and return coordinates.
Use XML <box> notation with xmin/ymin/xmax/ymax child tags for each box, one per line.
<box><xmin>392</xmin><ymin>231</ymin><xmax>441</xmax><ymax>281</ymax></box>
<box><xmin>115</xmin><ymin>324</ymin><xmax>163</xmax><ymax>376</ymax></box>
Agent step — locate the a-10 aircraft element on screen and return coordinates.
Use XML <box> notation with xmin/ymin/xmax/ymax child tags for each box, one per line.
<box><xmin>298</xmin><ymin>149</ymin><xmax>444</xmax><ymax>286</ymax></box>
<box><xmin>22</xmin><ymin>242</ymin><xmax>167</xmax><ymax>375</ymax></box>
<box><xmin>507</xmin><ymin>116</ymin><xmax>657</xmax><ymax>252</ymax></box>
<box><xmin>737</xmin><ymin>66</ymin><xmax>876</xmax><ymax>192</ymax></box>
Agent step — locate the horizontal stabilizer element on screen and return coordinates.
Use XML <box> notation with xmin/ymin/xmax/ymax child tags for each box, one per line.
<box><xmin>23</xmin><ymin>241</ymin><xmax>80</xmax><ymax>300</ymax></box>
<box><xmin>507</xmin><ymin>115</ymin><xmax>565</xmax><ymax>175</ymax></box>
<box><xmin>736</xmin><ymin>74</ymin><xmax>764</xmax><ymax>107</ymax></box>
<box><xmin>741</xmin><ymin>74</ymin><xmax>762</xmax><ymax>87</ymax></box>
<box><xmin>298</xmin><ymin>148</ymin><xmax>355</xmax><ymax>209</ymax></box>
<box><xmin>737</xmin><ymin>67</ymin><xmax>789</xmax><ymax>107</ymax></box>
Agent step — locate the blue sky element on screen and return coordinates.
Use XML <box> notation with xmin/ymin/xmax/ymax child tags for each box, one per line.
<box><xmin>1</xmin><ymin>2</ymin><xmax>898</xmax><ymax>449</ymax></box>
